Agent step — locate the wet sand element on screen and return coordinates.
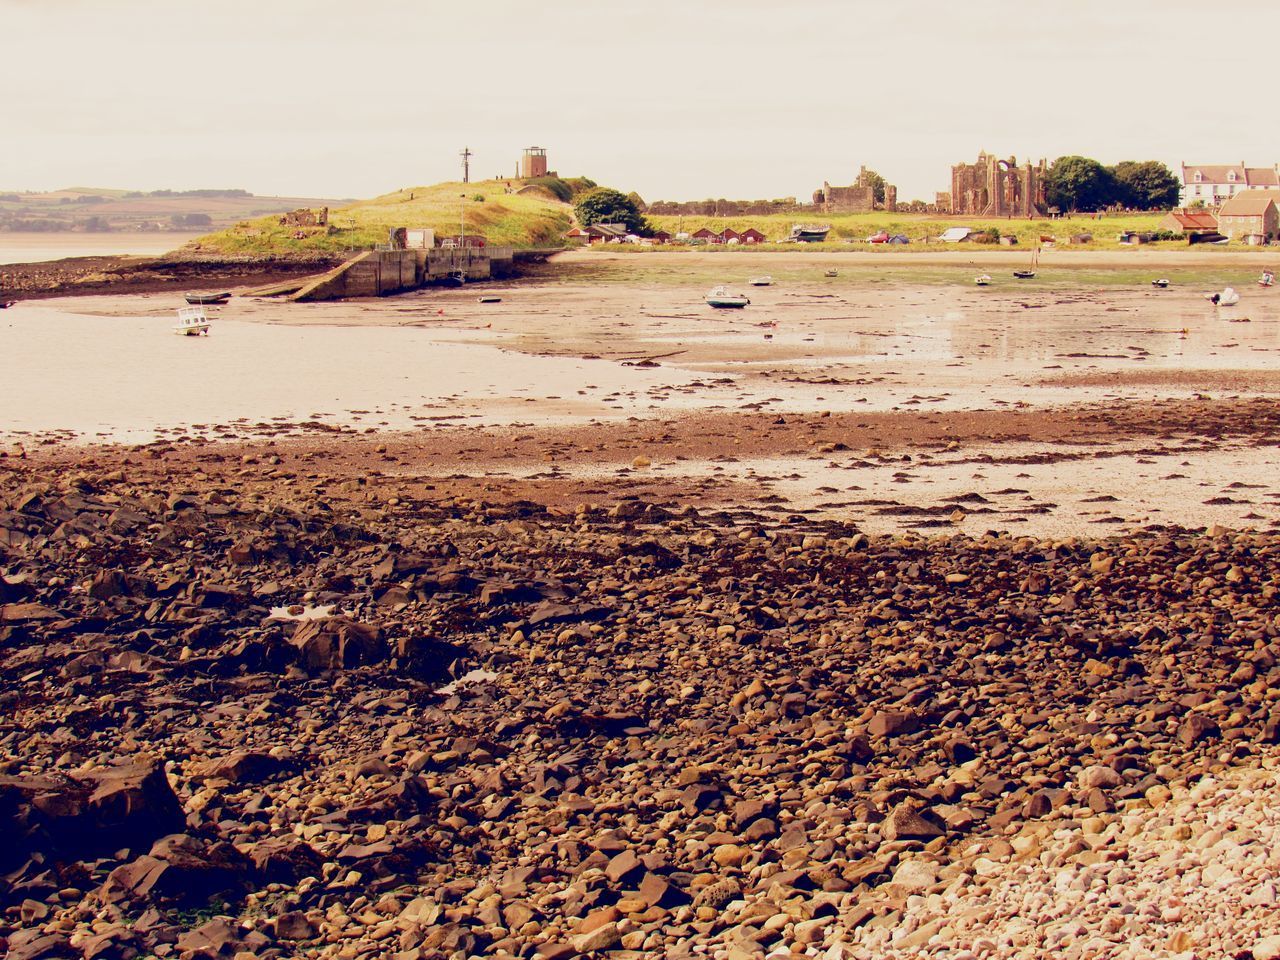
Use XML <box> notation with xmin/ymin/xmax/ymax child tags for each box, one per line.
<box><xmin>5</xmin><ymin>257</ymin><xmax>1280</xmax><ymax>537</ymax></box>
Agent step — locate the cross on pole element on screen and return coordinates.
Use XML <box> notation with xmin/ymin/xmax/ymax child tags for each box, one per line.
<box><xmin>460</xmin><ymin>146</ymin><xmax>472</xmax><ymax>184</ymax></box>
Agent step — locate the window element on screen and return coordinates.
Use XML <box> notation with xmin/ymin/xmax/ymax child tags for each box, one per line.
<box><xmin>1194</xmin><ymin>172</ymin><xmax>1203</xmax><ymax>182</ymax></box>
<box><xmin>1228</xmin><ymin>171</ymin><xmax>1237</xmax><ymax>182</ymax></box>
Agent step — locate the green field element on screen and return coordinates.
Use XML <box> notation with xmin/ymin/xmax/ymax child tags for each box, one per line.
<box><xmin>537</xmin><ymin>252</ymin><xmax>1275</xmax><ymax>291</ymax></box>
<box><xmin>646</xmin><ymin>210</ymin><xmax>1176</xmax><ymax>251</ymax></box>
<box><xmin>188</xmin><ymin>179</ymin><xmax>574</xmax><ymax>255</ymax></box>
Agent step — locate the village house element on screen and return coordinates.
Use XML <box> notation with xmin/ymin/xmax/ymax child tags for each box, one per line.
<box><xmin>1180</xmin><ymin>163</ymin><xmax>1280</xmax><ymax>207</ymax></box>
<box><xmin>1216</xmin><ymin>191</ymin><xmax>1280</xmax><ymax>243</ymax></box>
<box><xmin>1158</xmin><ymin>209</ymin><xmax>1220</xmax><ymax>235</ymax></box>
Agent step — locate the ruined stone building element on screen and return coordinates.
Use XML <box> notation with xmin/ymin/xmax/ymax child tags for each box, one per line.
<box><xmin>947</xmin><ymin>153</ymin><xmax>1047</xmax><ymax>217</ymax></box>
<box><xmin>813</xmin><ymin>166</ymin><xmax>897</xmax><ymax>213</ymax></box>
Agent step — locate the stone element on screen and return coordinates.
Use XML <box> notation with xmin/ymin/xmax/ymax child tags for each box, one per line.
<box><xmin>882</xmin><ymin>804</ymin><xmax>944</xmax><ymax>841</ymax></box>
<box><xmin>572</xmin><ymin>921</ymin><xmax>621</xmax><ymax>953</ymax></box>
<box><xmin>289</xmin><ymin>617</ymin><xmax>384</xmax><ymax>673</ymax></box>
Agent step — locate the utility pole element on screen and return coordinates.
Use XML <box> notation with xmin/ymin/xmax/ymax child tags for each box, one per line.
<box><xmin>460</xmin><ymin>146</ymin><xmax>472</xmax><ymax>184</ymax></box>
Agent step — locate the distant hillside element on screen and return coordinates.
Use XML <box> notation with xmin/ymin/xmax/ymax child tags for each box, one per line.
<box><xmin>0</xmin><ymin>188</ymin><xmax>349</xmax><ymax>233</ymax></box>
<box><xmin>187</xmin><ymin>177</ymin><xmax>592</xmax><ymax>255</ymax></box>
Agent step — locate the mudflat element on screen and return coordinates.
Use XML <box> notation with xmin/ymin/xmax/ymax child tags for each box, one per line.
<box><xmin>4</xmin><ymin>256</ymin><xmax>1280</xmax><ymax>959</ymax></box>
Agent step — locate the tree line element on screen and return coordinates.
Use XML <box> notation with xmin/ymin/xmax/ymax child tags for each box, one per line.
<box><xmin>1045</xmin><ymin>158</ymin><xmax>1180</xmax><ymax>213</ymax></box>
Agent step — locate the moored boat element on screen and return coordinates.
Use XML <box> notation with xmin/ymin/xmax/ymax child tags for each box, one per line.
<box><xmin>790</xmin><ymin>224</ymin><xmax>831</xmax><ymax>243</ymax></box>
<box><xmin>184</xmin><ymin>292</ymin><xmax>232</xmax><ymax>305</ymax></box>
<box><xmin>440</xmin><ymin>270</ymin><xmax>466</xmax><ymax>287</ymax></box>
<box><xmin>749</xmin><ymin>276</ymin><xmax>773</xmax><ymax>286</ymax></box>
<box><xmin>975</xmin><ymin>275</ymin><xmax>992</xmax><ymax>286</ymax></box>
<box><xmin>174</xmin><ymin>305</ymin><xmax>211</xmax><ymax>336</ymax></box>
<box><xmin>705</xmin><ymin>285</ymin><xmax>750</xmax><ymax>308</ymax></box>
<box><xmin>1152</xmin><ymin>278</ymin><xmax>1170</xmax><ymax>288</ymax></box>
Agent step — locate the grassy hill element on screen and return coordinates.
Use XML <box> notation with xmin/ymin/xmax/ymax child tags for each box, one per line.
<box><xmin>646</xmin><ymin>210</ymin><xmax>1172</xmax><ymax>251</ymax></box>
<box><xmin>188</xmin><ymin>178</ymin><xmax>581</xmax><ymax>255</ymax></box>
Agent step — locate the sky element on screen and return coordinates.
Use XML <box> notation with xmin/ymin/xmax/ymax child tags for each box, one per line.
<box><xmin>4</xmin><ymin>0</ymin><xmax>1279</xmax><ymax>204</ymax></box>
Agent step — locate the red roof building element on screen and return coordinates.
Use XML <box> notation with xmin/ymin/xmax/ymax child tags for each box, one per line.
<box><xmin>1159</xmin><ymin>210</ymin><xmax>1219</xmax><ymax>234</ymax></box>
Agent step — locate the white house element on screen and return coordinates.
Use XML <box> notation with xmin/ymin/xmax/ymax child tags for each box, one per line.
<box><xmin>1181</xmin><ymin>163</ymin><xmax>1280</xmax><ymax>207</ymax></box>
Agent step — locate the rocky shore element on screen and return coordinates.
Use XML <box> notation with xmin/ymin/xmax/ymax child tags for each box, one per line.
<box><xmin>3</xmin><ymin>441</ymin><xmax>1280</xmax><ymax>959</ymax></box>
<box><xmin>0</xmin><ymin>254</ymin><xmax>339</xmax><ymax>302</ymax></box>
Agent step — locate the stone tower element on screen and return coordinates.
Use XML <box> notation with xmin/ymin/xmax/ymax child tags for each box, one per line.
<box><xmin>520</xmin><ymin>147</ymin><xmax>548</xmax><ymax>179</ymax></box>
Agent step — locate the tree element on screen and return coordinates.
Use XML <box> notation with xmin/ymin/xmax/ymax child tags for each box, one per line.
<box><xmin>1046</xmin><ymin>156</ymin><xmax>1117</xmax><ymax>212</ymax></box>
<box><xmin>574</xmin><ymin>187</ymin><xmax>648</xmax><ymax>234</ymax></box>
<box><xmin>1110</xmin><ymin>160</ymin><xmax>1180</xmax><ymax>210</ymax></box>
<box><xmin>857</xmin><ymin>168</ymin><xmax>887</xmax><ymax>205</ymax></box>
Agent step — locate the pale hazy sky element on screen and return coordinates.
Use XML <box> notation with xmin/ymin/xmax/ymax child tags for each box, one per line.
<box><xmin>4</xmin><ymin>0</ymin><xmax>1278</xmax><ymax>203</ymax></box>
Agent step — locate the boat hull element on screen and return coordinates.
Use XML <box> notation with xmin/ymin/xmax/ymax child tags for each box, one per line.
<box><xmin>706</xmin><ymin>298</ymin><xmax>749</xmax><ymax>308</ymax></box>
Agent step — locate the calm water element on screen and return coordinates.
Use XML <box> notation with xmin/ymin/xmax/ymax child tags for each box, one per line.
<box><xmin>0</xmin><ymin>303</ymin><xmax>699</xmax><ymax>443</ymax></box>
<box><xmin>0</xmin><ymin>232</ymin><xmax>197</xmax><ymax>265</ymax></box>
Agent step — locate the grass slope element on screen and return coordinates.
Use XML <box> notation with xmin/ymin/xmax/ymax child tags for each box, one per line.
<box><xmin>189</xmin><ymin>179</ymin><xmax>573</xmax><ymax>255</ymax></box>
<box><xmin>647</xmin><ymin>211</ymin><xmax>1174</xmax><ymax>251</ymax></box>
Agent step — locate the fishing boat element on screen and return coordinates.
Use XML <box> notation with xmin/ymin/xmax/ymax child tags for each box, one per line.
<box><xmin>790</xmin><ymin>224</ymin><xmax>831</xmax><ymax>243</ymax></box>
<box><xmin>174</xmin><ymin>305</ymin><xmax>211</xmax><ymax>336</ymax></box>
<box><xmin>0</xmin><ymin>301</ymin><xmax>14</xmax><ymax>309</ymax></box>
<box><xmin>1152</xmin><ymin>279</ymin><xmax>1170</xmax><ymax>288</ymax></box>
<box><xmin>705</xmin><ymin>285</ymin><xmax>750</xmax><ymax>308</ymax></box>
<box><xmin>975</xmin><ymin>275</ymin><xmax>992</xmax><ymax>286</ymax></box>
<box><xmin>440</xmin><ymin>270</ymin><xmax>466</xmax><ymax>287</ymax></box>
<box><xmin>749</xmin><ymin>276</ymin><xmax>773</xmax><ymax>286</ymax></box>
<box><xmin>824</xmin><ymin>269</ymin><xmax>838</xmax><ymax>278</ymax></box>
<box><xmin>1259</xmin><ymin>270</ymin><xmax>1275</xmax><ymax>288</ymax></box>
<box><xmin>184</xmin><ymin>292</ymin><xmax>232</xmax><ymax>305</ymax></box>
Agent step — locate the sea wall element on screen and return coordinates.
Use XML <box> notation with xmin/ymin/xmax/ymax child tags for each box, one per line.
<box><xmin>289</xmin><ymin>246</ymin><xmax>513</xmax><ymax>301</ymax></box>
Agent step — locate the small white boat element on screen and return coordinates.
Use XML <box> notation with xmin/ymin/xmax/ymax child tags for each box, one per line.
<box><xmin>824</xmin><ymin>269</ymin><xmax>838</xmax><ymax>278</ymax></box>
<box><xmin>705</xmin><ymin>285</ymin><xmax>750</xmax><ymax>308</ymax></box>
<box><xmin>749</xmin><ymin>276</ymin><xmax>773</xmax><ymax>286</ymax></box>
<box><xmin>975</xmin><ymin>275</ymin><xmax>992</xmax><ymax>286</ymax></box>
<box><xmin>174</xmin><ymin>305</ymin><xmax>211</xmax><ymax>336</ymax></box>
<box><xmin>1259</xmin><ymin>270</ymin><xmax>1275</xmax><ymax>288</ymax></box>
<box><xmin>1205</xmin><ymin>287</ymin><xmax>1240</xmax><ymax>306</ymax></box>
<box><xmin>1152</xmin><ymin>279</ymin><xmax>1170</xmax><ymax>288</ymax></box>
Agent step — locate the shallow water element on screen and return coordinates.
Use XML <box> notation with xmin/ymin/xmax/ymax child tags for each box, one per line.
<box><xmin>0</xmin><ymin>232</ymin><xmax>195</xmax><ymax>265</ymax></box>
<box><xmin>0</xmin><ymin>304</ymin><xmax>710</xmax><ymax>442</ymax></box>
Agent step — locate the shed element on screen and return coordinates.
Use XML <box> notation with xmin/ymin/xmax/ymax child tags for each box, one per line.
<box><xmin>739</xmin><ymin>228</ymin><xmax>767</xmax><ymax>244</ymax></box>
